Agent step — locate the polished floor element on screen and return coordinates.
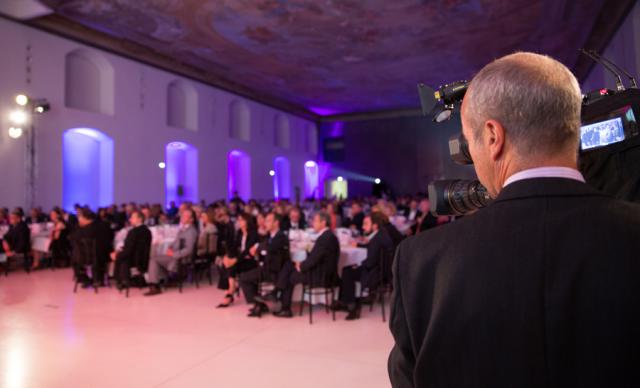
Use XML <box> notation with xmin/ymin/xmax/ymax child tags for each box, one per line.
<box><xmin>0</xmin><ymin>269</ymin><xmax>393</xmax><ymax>388</ymax></box>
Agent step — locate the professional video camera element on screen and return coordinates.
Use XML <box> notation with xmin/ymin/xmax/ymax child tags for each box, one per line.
<box><xmin>421</xmin><ymin>50</ymin><xmax>640</xmax><ymax>216</ymax></box>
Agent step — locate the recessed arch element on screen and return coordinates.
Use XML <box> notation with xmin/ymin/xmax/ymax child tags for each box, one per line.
<box><xmin>63</xmin><ymin>128</ymin><xmax>114</xmax><ymax>211</ymax></box>
<box><xmin>306</xmin><ymin>123</ymin><xmax>318</xmax><ymax>154</ymax></box>
<box><xmin>165</xmin><ymin>141</ymin><xmax>199</xmax><ymax>206</ymax></box>
<box><xmin>167</xmin><ymin>80</ymin><xmax>198</xmax><ymax>131</ymax></box>
<box><xmin>228</xmin><ymin>150</ymin><xmax>251</xmax><ymax>200</ymax></box>
<box><xmin>273</xmin><ymin>157</ymin><xmax>291</xmax><ymax>200</ymax></box>
<box><xmin>65</xmin><ymin>49</ymin><xmax>114</xmax><ymax>115</ymax></box>
<box><xmin>274</xmin><ymin>114</ymin><xmax>290</xmax><ymax>148</ymax></box>
<box><xmin>304</xmin><ymin>160</ymin><xmax>320</xmax><ymax>199</ymax></box>
<box><xmin>229</xmin><ymin>100</ymin><xmax>251</xmax><ymax>141</ymax></box>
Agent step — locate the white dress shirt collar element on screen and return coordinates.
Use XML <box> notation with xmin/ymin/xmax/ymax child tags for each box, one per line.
<box><xmin>504</xmin><ymin>167</ymin><xmax>585</xmax><ymax>188</ymax></box>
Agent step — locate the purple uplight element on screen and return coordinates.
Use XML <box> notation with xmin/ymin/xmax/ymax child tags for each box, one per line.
<box><xmin>329</xmin><ymin>121</ymin><xmax>344</xmax><ymax>137</ymax></box>
<box><xmin>228</xmin><ymin>150</ymin><xmax>251</xmax><ymax>200</ymax></box>
<box><xmin>308</xmin><ymin>106</ymin><xmax>342</xmax><ymax>116</ymax></box>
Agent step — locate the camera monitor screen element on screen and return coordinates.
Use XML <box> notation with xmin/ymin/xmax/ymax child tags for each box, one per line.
<box><xmin>580</xmin><ymin>117</ymin><xmax>626</xmax><ymax>150</ymax></box>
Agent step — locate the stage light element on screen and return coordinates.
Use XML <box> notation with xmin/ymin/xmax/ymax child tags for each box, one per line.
<box><xmin>33</xmin><ymin>101</ymin><xmax>50</xmax><ymax>113</ymax></box>
<box><xmin>269</xmin><ymin>170</ymin><xmax>275</xmax><ymax>176</ymax></box>
<box><xmin>8</xmin><ymin>127</ymin><xmax>23</xmax><ymax>139</ymax></box>
<box><xmin>9</xmin><ymin>109</ymin><xmax>28</xmax><ymax>125</ymax></box>
<box><xmin>337</xmin><ymin>176</ymin><xmax>344</xmax><ymax>182</ymax></box>
<box><xmin>305</xmin><ymin>161</ymin><xmax>317</xmax><ymax>168</ymax></box>
<box><xmin>15</xmin><ymin>94</ymin><xmax>28</xmax><ymax>106</ymax></box>
<box><xmin>158</xmin><ymin>162</ymin><xmax>166</xmax><ymax>169</ymax></box>
<box><xmin>374</xmin><ymin>178</ymin><xmax>381</xmax><ymax>184</ymax></box>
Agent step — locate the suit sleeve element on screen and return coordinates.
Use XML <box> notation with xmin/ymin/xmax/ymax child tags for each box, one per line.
<box><xmin>300</xmin><ymin>235</ymin><xmax>327</xmax><ymax>272</ymax></box>
<box><xmin>362</xmin><ymin>237</ymin><xmax>381</xmax><ymax>269</ymax></box>
<box><xmin>174</xmin><ymin>228</ymin><xmax>197</xmax><ymax>260</ymax></box>
<box><xmin>116</xmin><ymin>229</ymin><xmax>136</xmax><ymax>261</ymax></box>
<box><xmin>388</xmin><ymin>242</ymin><xmax>415</xmax><ymax>388</ymax></box>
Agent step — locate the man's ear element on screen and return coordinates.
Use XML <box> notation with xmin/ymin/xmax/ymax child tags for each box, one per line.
<box><xmin>484</xmin><ymin>120</ymin><xmax>505</xmax><ymax>161</ymax></box>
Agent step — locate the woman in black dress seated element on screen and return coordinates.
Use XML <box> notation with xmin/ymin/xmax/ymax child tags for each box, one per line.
<box><xmin>49</xmin><ymin>208</ymin><xmax>71</xmax><ymax>267</ymax></box>
<box><xmin>217</xmin><ymin>213</ymin><xmax>259</xmax><ymax>308</ymax></box>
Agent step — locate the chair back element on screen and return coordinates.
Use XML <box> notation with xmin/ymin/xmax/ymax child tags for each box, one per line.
<box><xmin>379</xmin><ymin>246</ymin><xmax>394</xmax><ymax>286</ymax></box>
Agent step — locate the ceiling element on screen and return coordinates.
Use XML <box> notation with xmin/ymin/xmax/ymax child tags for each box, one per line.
<box><xmin>9</xmin><ymin>0</ymin><xmax>636</xmax><ymax>120</ymax></box>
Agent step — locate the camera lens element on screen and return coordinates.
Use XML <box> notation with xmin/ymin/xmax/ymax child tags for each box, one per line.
<box><xmin>429</xmin><ymin>179</ymin><xmax>492</xmax><ymax>216</ymax></box>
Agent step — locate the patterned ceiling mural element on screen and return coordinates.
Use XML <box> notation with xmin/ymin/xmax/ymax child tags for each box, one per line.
<box><xmin>40</xmin><ymin>0</ymin><xmax>610</xmax><ymax>116</ymax></box>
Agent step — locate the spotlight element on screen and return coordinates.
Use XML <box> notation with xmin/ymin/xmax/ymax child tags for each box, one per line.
<box><xmin>269</xmin><ymin>170</ymin><xmax>275</xmax><ymax>176</ymax></box>
<box><xmin>158</xmin><ymin>162</ymin><xmax>166</xmax><ymax>169</ymax></box>
<box><xmin>15</xmin><ymin>94</ymin><xmax>28</xmax><ymax>106</ymax></box>
<box><xmin>337</xmin><ymin>176</ymin><xmax>344</xmax><ymax>182</ymax></box>
<box><xmin>305</xmin><ymin>161</ymin><xmax>317</xmax><ymax>168</ymax></box>
<box><xmin>8</xmin><ymin>127</ymin><xmax>23</xmax><ymax>139</ymax></box>
<box><xmin>374</xmin><ymin>178</ymin><xmax>381</xmax><ymax>184</ymax></box>
<box><xmin>9</xmin><ymin>109</ymin><xmax>28</xmax><ymax>125</ymax></box>
<box><xmin>33</xmin><ymin>100</ymin><xmax>50</xmax><ymax>114</ymax></box>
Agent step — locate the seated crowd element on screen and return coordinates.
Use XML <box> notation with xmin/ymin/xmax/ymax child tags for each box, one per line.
<box><xmin>0</xmin><ymin>195</ymin><xmax>450</xmax><ymax>320</ymax></box>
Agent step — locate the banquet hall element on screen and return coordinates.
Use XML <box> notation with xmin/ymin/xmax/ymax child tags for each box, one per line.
<box><xmin>1</xmin><ymin>1</ymin><xmax>639</xmax><ymax>388</ymax></box>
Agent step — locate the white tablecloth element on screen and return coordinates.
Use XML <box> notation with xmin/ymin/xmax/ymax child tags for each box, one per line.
<box><xmin>0</xmin><ymin>224</ymin><xmax>53</xmax><ymax>253</ymax></box>
<box><xmin>290</xmin><ymin>246</ymin><xmax>367</xmax><ymax>274</ymax></box>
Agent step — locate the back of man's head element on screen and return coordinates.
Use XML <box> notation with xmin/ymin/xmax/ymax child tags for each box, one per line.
<box><xmin>464</xmin><ymin>52</ymin><xmax>582</xmax><ymax>157</ymax></box>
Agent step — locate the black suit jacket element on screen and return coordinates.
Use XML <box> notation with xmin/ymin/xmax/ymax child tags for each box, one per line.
<box><xmin>230</xmin><ymin>229</ymin><xmax>259</xmax><ymax>260</ymax></box>
<box><xmin>388</xmin><ymin>178</ymin><xmax>640</xmax><ymax>388</ymax></box>
<box><xmin>262</xmin><ymin>230</ymin><xmax>289</xmax><ymax>274</ymax></box>
<box><xmin>359</xmin><ymin>228</ymin><xmax>394</xmax><ymax>286</ymax></box>
<box><xmin>361</xmin><ymin>229</ymin><xmax>393</xmax><ymax>269</ymax></box>
<box><xmin>3</xmin><ymin>221</ymin><xmax>30</xmax><ymax>254</ymax></box>
<box><xmin>116</xmin><ymin>225</ymin><xmax>152</xmax><ymax>272</ymax></box>
<box><xmin>216</xmin><ymin>221</ymin><xmax>236</xmax><ymax>257</ymax></box>
<box><xmin>301</xmin><ymin>230</ymin><xmax>340</xmax><ymax>286</ymax></box>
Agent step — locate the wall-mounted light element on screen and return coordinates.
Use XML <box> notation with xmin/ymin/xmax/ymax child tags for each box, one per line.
<box><xmin>33</xmin><ymin>100</ymin><xmax>50</xmax><ymax>113</ymax></box>
<box><xmin>305</xmin><ymin>160</ymin><xmax>317</xmax><ymax>168</ymax></box>
<box><xmin>15</xmin><ymin>94</ymin><xmax>28</xmax><ymax>106</ymax></box>
<box><xmin>337</xmin><ymin>176</ymin><xmax>344</xmax><ymax>182</ymax></box>
<box><xmin>8</xmin><ymin>127</ymin><xmax>23</xmax><ymax>139</ymax></box>
<box><xmin>158</xmin><ymin>162</ymin><xmax>166</xmax><ymax>169</ymax></box>
<box><xmin>9</xmin><ymin>109</ymin><xmax>28</xmax><ymax>126</ymax></box>
<box><xmin>374</xmin><ymin>178</ymin><xmax>381</xmax><ymax>184</ymax></box>
<box><xmin>269</xmin><ymin>170</ymin><xmax>275</xmax><ymax>176</ymax></box>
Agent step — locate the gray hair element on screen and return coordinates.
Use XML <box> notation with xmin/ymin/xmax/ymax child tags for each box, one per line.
<box><xmin>464</xmin><ymin>52</ymin><xmax>582</xmax><ymax>155</ymax></box>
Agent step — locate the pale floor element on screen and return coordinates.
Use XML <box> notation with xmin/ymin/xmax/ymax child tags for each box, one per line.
<box><xmin>0</xmin><ymin>269</ymin><xmax>394</xmax><ymax>388</ymax></box>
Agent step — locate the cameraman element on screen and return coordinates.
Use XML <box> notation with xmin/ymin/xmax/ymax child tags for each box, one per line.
<box><xmin>388</xmin><ymin>52</ymin><xmax>640</xmax><ymax>388</ymax></box>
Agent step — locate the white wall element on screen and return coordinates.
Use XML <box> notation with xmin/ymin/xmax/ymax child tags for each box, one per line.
<box><xmin>0</xmin><ymin>17</ymin><xmax>317</xmax><ymax>209</ymax></box>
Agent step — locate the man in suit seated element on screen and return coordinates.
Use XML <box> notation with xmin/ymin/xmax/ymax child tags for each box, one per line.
<box><xmin>144</xmin><ymin>209</ymin><xmax>198</xmax><ymax>296</ymax></box>
<box><xmin>282</xmin><ymin>207</ymin><xmax>306</xmax><ymax>231</ymax></box>
<box><xmin>272</xmin><ymin>211</ymin><xmax>340</xmax><ymax>318</ymax></box>
<box><xmin>1</xmin><ymin>210</ymin><xmax>31</xmax><ymax>272</ymax></box>
<box><xmin>110</xmin><ymin>210</ymin><xmax>152</xmax><ymax>289</ymax></box>
<box><xmin>388</xmin><ymin>52</ymin><xmax>640</xmax><ymax>388</ymax></box>
<box><xmin>335</xmin><ymin>211</ymin><xmax>393</xmax><ymax>320</ymax></box>
<box><xmin>241</xmin><ymin>212</ymin><xmax>289</xmax><ymax>317</ymax></box>
<box><xmin>69</xmin><ymin>208</ymin><xmax>113</xmax><ymax>288</ymax></box>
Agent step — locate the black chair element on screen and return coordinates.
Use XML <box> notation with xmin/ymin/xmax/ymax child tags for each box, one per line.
<box><xmin>299</xmin><ymin>268</ymin><xmax>337</xmax><ymax>325</ymax></box>
<box><xmin>172</xmin><ymin>239</ymin><xmax>201</xmax><ymax>293</ymax></box>
<box><xmin>367</xmin><ymin>247</ymin><xmax>394</xmax><ymax>322</ymax></box>
<box><xmin>257</xmin><ymin>244</ymin><xmax>289</xmax><ymax>296</ymax></box>
<box><xmin>191</xmin><ymin>232</ymin><xmax>215</xmax><ymax>288</ymax></box>
<box><xmin>3</xmin><ymin>253</ymin><xmax>31</xmax><ymax>276</ymax></box>
<box><xmin>73</xmin><ymin>238</ymin><xmax>100</xmax><ymax>294</ymax></box>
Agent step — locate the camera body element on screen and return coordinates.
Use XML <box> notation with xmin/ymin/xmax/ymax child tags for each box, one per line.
<box><xmin>423</xmin><ymin>82</ymin><xmax>640</xmax><ymax>216</ymax></box>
